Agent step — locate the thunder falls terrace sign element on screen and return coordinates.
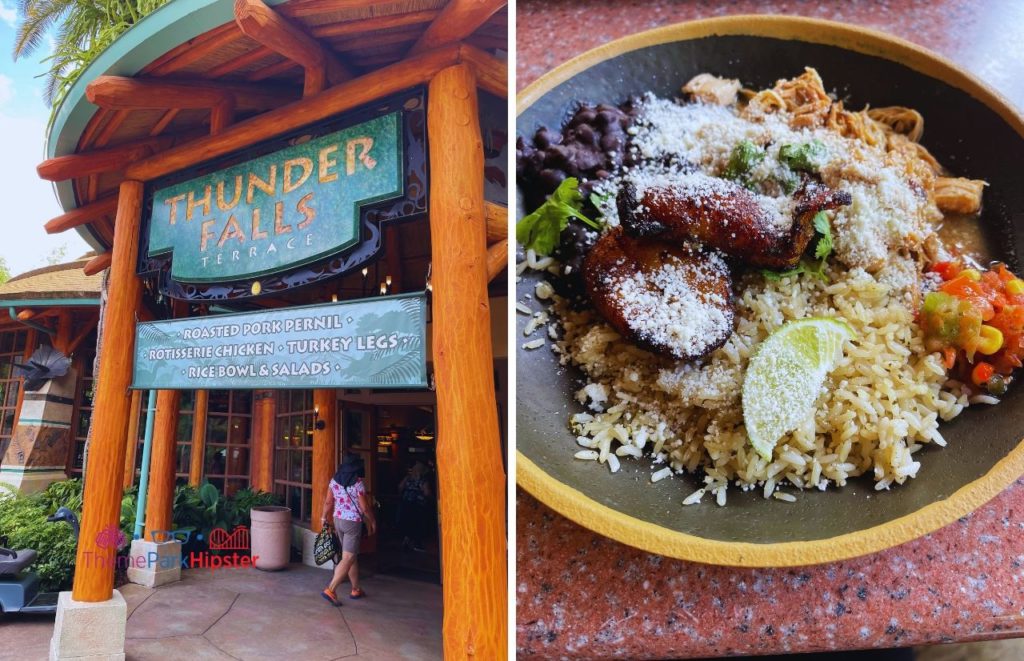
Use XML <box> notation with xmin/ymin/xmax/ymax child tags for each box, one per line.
<box><xmin>138</xmin><ymin>92</ymin><xmax>428</xmax><ymax>300</ymax></box>
<box><xmin>131</xmin><ymin>93</ymin><xmax>432</xmax><ymax>391</ymax></box>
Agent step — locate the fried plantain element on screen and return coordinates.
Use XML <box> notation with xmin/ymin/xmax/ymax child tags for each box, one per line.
<box><xmin>583</xmin><ymin>227</ymin><xmax>735</xmax><ymax>360</ymax></box>
<box><xmin>617</xmin><ymin>176</ymin><xmax>852</xmax><ymax>269</ymax></box>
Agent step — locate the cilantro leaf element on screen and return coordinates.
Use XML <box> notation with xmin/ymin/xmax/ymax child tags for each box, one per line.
<box><xmin>778</xmin><ymin>140</ymin><xmax>825</xmax><ymax>173</ymax></box>
<box><xmin>761</xmin><ymin>264</ymin><xmax>806</xmax><ymax>281</ymax></box>
<box><xmin>761</xmin><ymin>211</ymin><xmax>835</xmax><ymax>283</ymax></box>
<box><xmin>723</xmin><ymin>140</ymin><xmax>765</xmax><ymax>182</ymax></box>
<box><xmin>589</xmin><ymin>191</ymin><xmax>613</xmax><ymax>209</ymax></box>
<box><xmin>776</xmin><ymin>169</ymin><xmax>801</xmax><ymax>195</ymax></box>
<box><xmin>517</xmin><ymin>178</ymin><xmax>599</xmax><ymax>255</ymax></box>
<box><xmin>812</xmin><ymin>211</ymin><xmax>833</xmax><ymax>260</ymax></box>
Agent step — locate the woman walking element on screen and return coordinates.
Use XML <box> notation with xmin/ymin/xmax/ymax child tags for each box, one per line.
<box><xmin>320</xmin><ymin>453</ymin><xmax>376</xmax><ymax>604</ymax></box>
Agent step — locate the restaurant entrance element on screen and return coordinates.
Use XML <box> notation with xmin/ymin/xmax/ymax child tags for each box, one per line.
<box><xmin>32</xmin><ymin>1</ymin><xmax>509</xmax><ymax>656</ymax></box>
<box><xmin>337</xmin><ymin>394</ymin><xmax>441</xmax><ymax>580</ymax></box>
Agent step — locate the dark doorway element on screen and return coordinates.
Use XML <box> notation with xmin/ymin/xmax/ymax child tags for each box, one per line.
<box><xmin>373</xmin><ymin>404</ymin><xmax>440</xmax><ymax>582</ymax></box>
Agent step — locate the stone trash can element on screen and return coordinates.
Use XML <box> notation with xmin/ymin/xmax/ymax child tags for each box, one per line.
<box><xmin>250</xmin><ymin>506</ymin><xmax>292</xmax><ymax>571</ymax></box>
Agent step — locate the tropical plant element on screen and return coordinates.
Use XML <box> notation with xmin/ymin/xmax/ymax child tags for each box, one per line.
<box><xmin>226</xmin><ymin>487</ymin><xmax>281</xmax><ymax>529</ymax></box>
<box><xmin>0</xmin><ymin>485</ymin><xmax>77</xmax><ymax>591</ymax></box>
<box><xmin>12</xmin><ymin>0</ymin><xmax>171</xmax><ymax>112</ymax></box>
<box><xmin>36</xmin><ymin>477</ymin><xmax>84</xmax><ymax>513</ymax></box>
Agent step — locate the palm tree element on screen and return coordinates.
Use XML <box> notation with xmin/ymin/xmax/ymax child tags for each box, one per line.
<box><xmin>12</xmin><ymin>0</ymin><xmax>169</xmax><ymax>111</ymax></box>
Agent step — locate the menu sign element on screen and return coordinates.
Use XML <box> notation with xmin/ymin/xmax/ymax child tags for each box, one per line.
<box><xmin>146</xmin><ymin>112</ymin><xmax>402</xmax><ymax>283</ymax></box>
<box><xmin>131</xmin><ymin>294</ymin><xmax>427</xmax><ymax>390</ymax></box>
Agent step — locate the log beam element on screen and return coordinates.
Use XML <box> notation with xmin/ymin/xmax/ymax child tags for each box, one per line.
<box><xmin>460</xmin><ymin>44</ymin><xmax>506</xmax><ymax>98</ymax></box>
<box><xmin>150</xmin><ymin>109</ymin><xmax>181</xmax><ymax>137</ymax></box>
<box><xmin>54</xmin><ymin>310</ymin><xmax>72</xmax><ymax>354</ymax></box>
<box><xmin>427</xmin><ymin>63</ymin><xmax>507</xmax><ymax>660</ymax></box>
<box><xmin>484</xmin><ymin>201</ymin><xmax>506</xmax><ymax>244</ymax></box>
<box><xmin>127</xmin><ymin>44</ymin><xmax>461</xmax><ymax>182</ymax></box>
<box><xmin>410</xmin><ymin>0</ymin><xmax>505</xmax><ymax>55</ymax></box>
<box><xmin>71</xmin><ymin>180</ymin><xmax>145</xmax><ymax>602</ymax></box>
<box><xmin>310</xmin><ymin>389</ymin><xmax>338</xmax><ymax>531</ymax></box>
<box><xmin>486</xmin><ymin>239</ymin><xmax>507</xmax><ymax>282</ymax></box>
<box><xmin>189</xmin><ymin>390</ymin><xmax>209</xmax><ymax>486</ymax></box>
<box><xmin>67</xmin><ymin>311</ymin><xmax>100</xmax><ymax>355</ymax></box>
<box><xmin>204</xmin><ymin>46</ymin><xmax>273</xmax><ymax>79</ymax></box>
<box><xmin>43</xmin><ymin>196</ymin><xmax>117</xmax><ymax>235</ymax></box>
<box><xmin>38</xmin><ymin>138</ymin><xmax>173</xmax><ymax>182</ymax></box>
<box><xmin>85</xmin><ymin>76</ymin><xmax>300</xmax><ymax>118</ymax></box>
<box><xmin>250</xmin><ymin>390</ymin><xmax>276</xmax><ymax>492</ymax></box>
<box><xmin>145</xmin><ymin>390</ymin><xmax>181</xmax><ymax>538</ymax></box>
<box><xmin>234</xmin><ymin>0</ymin><xmax>352</xmax><ymax>97</ymax></box>
<box><xmin>83</xmin><ymin>253</ymin><xmax>112</xmax><ymax>276</ymax></box>
<box><xmin>146</xmin><ymin>24</ymin><xmax>241</xmax><ymax>77</ymax></box>
<box><xmin>123</xmin><ymin>390</ymin><xmax>143</xmax><ymax>489</ymax></box>
<box><xmin>313</xmin><ymin>9</ymin><xmax>439</xmax><ymax>39</ymax></box>
<box><xmin>246</xmin><ymin>59</ymin><xmax>300</xmax><ymax>82</ymax></box>
<box><xmin>87</xmin><ymin>76</ymin><xmax>232</xmax><ymax>111</ymax></box>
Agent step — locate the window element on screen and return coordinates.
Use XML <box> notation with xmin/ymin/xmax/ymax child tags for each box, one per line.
<box><xmin>0</xmin><ymin>330</ymin><xmax>26</xmax><ymax>452</ymax></box>
<box><xmin>204</xmin><ymin>390</ymin><xmax>252</xmax><ymax>497</ymax></box>
<box><xmin>68</xmin><ymin>342</ymin><xmax>96</xmax><ymax>475</ymax></box>
<box><xmin>175</xmin><ymin>392</ymin><xmax>195</xmax><ymax>479</ymax></box>
<box><xmin>131</xmin><ymin>391</ymin><xmax>194</xmax><ymax>482</ymax></box>
<box><xmin>273</xmin><ymin>390</ymin><xmax>314</xmax><ymax>523</ymax></box>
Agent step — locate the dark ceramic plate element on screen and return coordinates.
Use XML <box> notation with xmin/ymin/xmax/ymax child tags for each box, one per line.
<box><xmin>516</xmin><ymin>16</ymin><xmax>1024</xmax><ymax>566</ymax></box>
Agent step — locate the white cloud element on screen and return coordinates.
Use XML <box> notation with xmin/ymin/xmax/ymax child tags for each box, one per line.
<box><xmin>0</xmin><ymin>75</ymin><xmax>14</xmax><ymax>107</ymax></box>
<box><xmin>0</xmin><ymin>1</ymin><xmax>15</xmax><ymax>29</ymax></box>
<box><xmin>0</xmin><ymin>112</ymin><xmax>90</xmax><ymax>275</ymax></box>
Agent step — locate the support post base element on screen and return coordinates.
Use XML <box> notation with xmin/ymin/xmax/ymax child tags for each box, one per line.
<box><xmin>49</xmin><ymin>590</ymin><xmax>126</xmax><ymax>660</ymax></box>
<box><xmin>125</xmin><ymin>539</ymin><xmax>182</xmax><ymax>587</ymax></box>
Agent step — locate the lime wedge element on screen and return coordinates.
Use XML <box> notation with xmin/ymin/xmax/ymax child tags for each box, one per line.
<box><xmin>742</xmin><ymin>318</ymin><xmax>855</xmax><ymax>461</ymax></box>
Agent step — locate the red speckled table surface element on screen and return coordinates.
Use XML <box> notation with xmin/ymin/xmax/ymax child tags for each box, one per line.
<box><xmin>516</xmin><ymin>1</ymin><xmax>1024</xmax><ymax>658</ymax></box>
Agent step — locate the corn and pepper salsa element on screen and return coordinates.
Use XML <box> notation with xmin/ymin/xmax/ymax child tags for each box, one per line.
<box><xmin>920</xmin><ymin>260</ymin><xmax>1024</xmax><ymax>396</ymax></box>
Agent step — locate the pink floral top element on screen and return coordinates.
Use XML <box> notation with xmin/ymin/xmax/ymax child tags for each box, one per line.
<box><xmin>329</xmin><ymin>478</ymin><xmax>365</xmax><ymax>522</ymax></box>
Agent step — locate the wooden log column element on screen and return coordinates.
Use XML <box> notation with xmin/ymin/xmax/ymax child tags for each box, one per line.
<box><xmin>144</xmin><ymin>390</ymin><xmax>181</xmax><ymax>538</ymax></box>
<box><xmin>122</xmin><ymin>390</ymin><xmax>143</xmax><ymax>488</ymax></box>
<box><xmin>310</xmin><ymin>389</ymin><xmax>337</xmax><ymax>531</ymax></box>
<box><xmin>250</xmin><ymin>390</ymin><xmax>276</xmax><ymax>492</ymax></box>
<box><xmin>188</xmin><ymin>390</ymin><xmax>209</xmax><ymax>486</ymax></box>
<box><xmin>71</xmin><ymin>180</ymin><xmax>145</xmax><ymax>602</ymax></box>
<box><xmin>427</xmin><ymin>63</ymin><xmax>507</xmax><ymax>660</ymax></box>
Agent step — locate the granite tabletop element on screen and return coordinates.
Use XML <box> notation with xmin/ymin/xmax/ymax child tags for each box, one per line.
<box><xmin>515</xmin><ymin>1</ymin><xmax>1024</xmax><ymax>658</ymax></box>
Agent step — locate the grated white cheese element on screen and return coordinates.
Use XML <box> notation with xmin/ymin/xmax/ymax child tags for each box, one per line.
<box><xmin>605</xmin><ymin>251</ymin><xmax>731</xmax><ymax>358</ymax></box>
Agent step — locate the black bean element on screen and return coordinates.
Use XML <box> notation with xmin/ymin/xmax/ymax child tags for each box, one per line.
<box><xmin>574</xmin><ymin>124</ymin><xmax>597</xmax><ymax>146</ymax></box>
<box><xmin>596</xmin><ymin>110</ymin><xmax>618</xmax><ymax>127</ymax></box>
<box><xmin>539</xmin><ymin>169</ymin><xmax>566</xmax><ymax>189</ymax></box>
<box><xmin>600</xmin><ymin>134</ymin><xmax>621</xmax><ymax>152</ymax></box>
<box><xmin>575</xmin><ymin>108</ymin><xmax>597</xmax><ymax>125</ymax></box>
<box><xmin>534</xmin><ymin>128</ymin><xmax>552</xmax><ymax>149</ymax></box>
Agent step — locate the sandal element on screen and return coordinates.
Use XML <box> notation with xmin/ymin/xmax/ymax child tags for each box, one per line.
<box><xmin>349</xmin><ymin>588</ymin><xmax>366</xmax><ymax>600</ymax></box>
<box><xmin>321</xmin><ymin>588</ymin><xmax>341</xmax><ymax>606</ymax></box>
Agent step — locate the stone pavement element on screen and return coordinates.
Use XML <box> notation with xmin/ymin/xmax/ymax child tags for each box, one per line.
<box><xmin>0</xmin><ymin>563</ymin><xmax>442</xmax><ymax>660</ymax></box>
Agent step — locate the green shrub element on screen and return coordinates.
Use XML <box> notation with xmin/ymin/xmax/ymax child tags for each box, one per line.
<box><xmin>227</xmin><ymin>488</ymin><xmax>281</xmax><ymax>528</ymax></box>
<box><xmin>0</xmin><ymin>479</ymin><xmax>283</xmax><ymax>591</ymax></box>
<box><xmin>36</xmin><ymin>478</ymin><xmax>84</xmax><ymax>513</ymax></box>
<box><xmin>0</xmin><ymin>487</ymin><xmax>77</xmax><ymax>592</ymax></box>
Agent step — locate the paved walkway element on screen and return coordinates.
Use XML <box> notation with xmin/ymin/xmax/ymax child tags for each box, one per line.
<box><xmin>0</xmin><ymin>564</ymin><xmax>443</xmax><ymax>660</ymax></box>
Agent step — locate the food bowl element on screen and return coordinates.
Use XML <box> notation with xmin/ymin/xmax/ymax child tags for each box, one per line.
<box><xmin>516</xmin><ymin>15</ymin><xmax>1024</xmax><ymax>566</ymax></box>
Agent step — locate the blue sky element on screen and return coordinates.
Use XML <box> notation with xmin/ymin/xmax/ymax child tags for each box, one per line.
<box><xmin>0</xmin><ymin>3</ymin><xmax>89</xmax><ymax>276</ymax></box>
